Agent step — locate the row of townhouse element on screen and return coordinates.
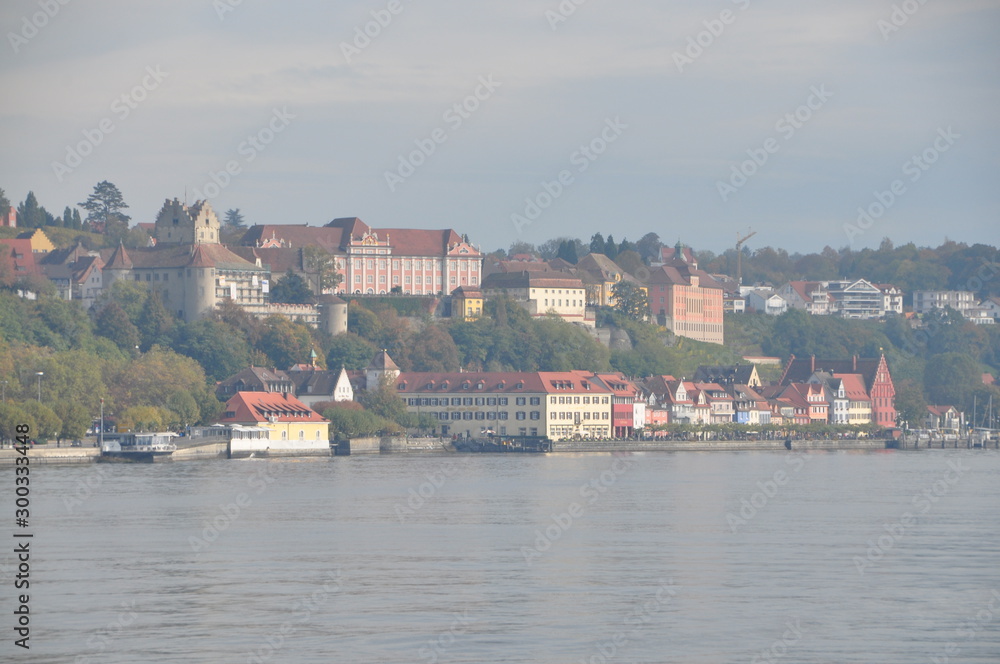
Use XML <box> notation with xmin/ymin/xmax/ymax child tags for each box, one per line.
<box><xmin>394</xmin><ymin>370</ymin><xmax>646</xmax><ymax>440</ymax></box>
<box><xmin>636</xmin><ymin>355</ymin><xmax>896</xmax><ymax>428</ymax></box>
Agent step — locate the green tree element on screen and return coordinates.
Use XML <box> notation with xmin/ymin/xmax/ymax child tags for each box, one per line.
<box><xmin>166</xmin><ymin>390</ymin><xmax>199</xmax><ymax>428</ymax></box>
<box><xmin>303</xmin><ymin>245</ymin><xmax>342</xmax><ymax>293</ymax></box>
<box><xmin>95</xmin><ymin>302</ymin><xmax>141</xmax><ymax>352</ymax></box>
<box><xmin>323</xmin><ymin>402</ymin><xmax>402</xmax><ymax>437</ymax></box>
<box><xmin>611</xmin><ymin>280</ymin><xmax>649</xmax><ymax>321</ymax></box>
<box><xmin>405</xmin><ymin>325</ymin><xmax>461</xmax><ymax>372</ymax></box>
<box><xmin>138</xmin><ymin>290</ymin><xmax>175</xmax><ymax>351</ymax></box>
<box><xmin>223</xmin><ymin>208</ymin><xmax>246</xmax><ymax>234</ymax></box>
<box><xmin>17</xmin><ymin>191</ymin><xmax>45</xmax><ymax>229</ymax></box>
<box><xmin>170</xmin><ymin>319</ymin><xmax>252</xmax><ymax>382</ymax></box>
<box><xmin>925</xmin><ymin>352</ymin><xmax>981</xmax><ymax>412</ymax></box>
<box><xmin>556</xmin><ymin>240</ymin><xmax>578</xmax><ymax>264</ymax></box>
<box><xmin>894</xmin><ymin>378</ymin><xmax>928</xmax><ymax>429</ymax></box>
<box><xmin>326</xmin><ymin>333</ymin><xmax>377</xmax><ymax>371</ymax></box>
<box><xmin>0</xmin><ymin>189</ymin><xmax>10</xmax><ymax>217</ymax></box>
<box><xmin>358</xmin><ymin>373</ymin><xmax>409</xmax><ymax>423</ymax></box>
<box><xmin>94</xmin><ymin>280</ymin><xmax>149</xmax><ymax>324</ymax></box>
<box><xmin>270</xmin><ymin>269</ymin><xmax>314</xmax><ymax>304</ymax></box>
<box><xmin>636</xmin><ymin>232</ymin><xmax>662</xmax><ymax>263</ymax></box>
<box><xmin>20</xmin><ymin>401</ymin><xmax>62</xmax><ymax>440</ymax></box>
<box><xmin>604</xmin><ymin>234</ymin><xmax>618</xmax><ymax>259</ymax></box>
<box><xmin>589</xmin><ymin>233</ymin><xmax>605</xmax><ymax>256</ymax></box>
<box><xmin>348</xmin><ymin>305</ymin><xmax>382</xmax><ymax>340</ymax></box>
<box><xmin>258</xmin><ymin>316</ymin><xmax>314</xmax><ymax>369</ymax></box>
<box><xmin>79</xmin><ymin>180</ymin><xmax>130</xmax><ymax>237</ymax></box>
<box><xmin>0</xmin><ymin>403</ymin><xmax>36</xmax><ymax>445</ymax></box>
<box><xmin>118</xmin><ymin>405</ymin><xmax>170</xmax><ymax>432</ymax></box>
<box><xmin>53</xmin><ymin>402</ymin><xmax>90</xmax><ymax>441</ymax></box>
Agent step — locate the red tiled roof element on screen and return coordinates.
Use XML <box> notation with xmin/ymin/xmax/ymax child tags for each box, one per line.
<box><xmin>397</xmin><ymin>372</ymin><xmax>547</xmax><ymax>394</ymax></box>
<box><xmin>833</xmin><ymin>373</ymin><xmax>870</xmax><ymax>401</ymax></box>
<box><xmin>926</xmin><ymin>405</ymin><xmax>957</xmax><ymax>416</ymax></box>
<box><xmin>482</xmin><ymin>271</ymin><xmax>585</xmax><ymax>290</ymax></box>
<box><xmin>218</xmin><ymin>391</ymin><xmax>328</xmax><ymax>424</ymax></box>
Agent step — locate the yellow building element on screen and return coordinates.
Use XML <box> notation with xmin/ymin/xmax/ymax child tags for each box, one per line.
<box><xmin>451</xmin><ymin>286</ymin><xmax>484</xmax><ymax>320</ymax></box>
<box><xmin>218</xmin><ymin>391</ymin><xmax>330</xmax><ymax>456</ymax></box>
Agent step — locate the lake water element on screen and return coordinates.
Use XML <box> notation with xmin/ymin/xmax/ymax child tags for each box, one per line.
<box><xmin>4</xmin><ymin>449</ymin><xmax>1000</xmax><ymax>663</ymax></box>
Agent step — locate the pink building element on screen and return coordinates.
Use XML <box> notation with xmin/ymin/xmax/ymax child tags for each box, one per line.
<box><xmin>241</xmin><ymin>217</ymin><xmax>482</xmax><ymax>296</ymax></box>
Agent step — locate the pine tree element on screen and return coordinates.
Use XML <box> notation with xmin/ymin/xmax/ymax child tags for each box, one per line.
<box><xmin>589</xmin><ymin>233</ymin><xmax>605</xmax><ymax>255</ymax></box>
<box><xmin>79</xmin><ymin>181</ymin><xmax>130</xmax><ymax>235</ymax></box>
<box><xmin>17</xmin><ymin>191</ymin><xmax>44</xmax><ymax>228</ymax></box>
<box><xmin>605</xmin><ymin>234</ymin><xmax>617</xmax><ymax>259</ymax></box>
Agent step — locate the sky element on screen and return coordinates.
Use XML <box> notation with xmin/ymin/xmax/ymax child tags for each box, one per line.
<box><xmin>1</xmin><ymin>0</ymin><xmax>998</xmax><ymax>256</ymax></box>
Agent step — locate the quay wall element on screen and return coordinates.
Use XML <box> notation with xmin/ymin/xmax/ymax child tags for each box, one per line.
<box><xmin>0</xmin><ymin>447</ymin><xmax>100</xmax><ymax>464</ymax></box>
<box><xmin>550</xmin><ymin>438</ymin><xmax>891</xmax><ymax>453</ymax></box>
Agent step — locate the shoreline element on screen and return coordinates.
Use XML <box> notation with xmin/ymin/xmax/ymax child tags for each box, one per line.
<box><xmin>3</xmin><ymin>436</ymin><xmax>991</xmax><ymax>465</ymax></box>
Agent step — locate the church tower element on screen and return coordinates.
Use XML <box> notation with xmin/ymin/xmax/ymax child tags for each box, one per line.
<box><xmin>154</xmin><ymin>198</ymin><xmax>221</xmax><ymax>245</ymax></box>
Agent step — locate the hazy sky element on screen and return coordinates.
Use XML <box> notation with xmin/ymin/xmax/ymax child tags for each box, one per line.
<box><xmin>2</xmin><ymin>0</ymin><xmax>998</xmax><ymax>255</ymax></box>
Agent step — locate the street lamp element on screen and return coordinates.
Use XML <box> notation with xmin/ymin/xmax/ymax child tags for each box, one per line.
<box><xmin>99</xmin><ymin>398</ymin><xmax>104</xmax><ymax>450</ymax></box>
<box><xmin>35</xmin><ymin>372</ymin><xmax>43</xmax><ymax>402</ymax></box>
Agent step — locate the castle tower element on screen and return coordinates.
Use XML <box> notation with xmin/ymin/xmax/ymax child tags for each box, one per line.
<box><xmin>317</xmin><ymin>294</ymin><xmax>348</xmax><ymax>336</ymax></box>
<box><xmin>154</xmin><ymin>198</ymin><xmax>221</xmax><ymax>245</ymax></box>
<box><xmin>102</xmin><ymin>242</ymin><xmax>133</xmax><ymax>290</ymax></box>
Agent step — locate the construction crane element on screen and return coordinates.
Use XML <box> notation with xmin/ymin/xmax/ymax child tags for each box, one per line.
<box><xmin>735</xmin><ymin>228</ymin><xmax>757</xmax><ymax>285</ymax></box>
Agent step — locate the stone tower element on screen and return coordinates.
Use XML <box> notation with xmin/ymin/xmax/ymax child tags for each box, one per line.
<box><xmin>317</xmin><ymin>294</ymin><xmax>348</xmax><ymax>336</ymax></box>
<box><xmin>154</xmin><ymin>198</ymin><xmax>221</xmax><ymax>245</ymax></box>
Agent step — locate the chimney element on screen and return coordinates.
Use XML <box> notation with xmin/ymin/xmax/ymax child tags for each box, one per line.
<box><xmin>810</xmin><ymin>355</ymin><xmax>815</xmax><ymax>372</ymax></box>
<box><xmin>852</xmin><ymin>355</ymin><xmax>858</xmax><ymax>372</ymax></box>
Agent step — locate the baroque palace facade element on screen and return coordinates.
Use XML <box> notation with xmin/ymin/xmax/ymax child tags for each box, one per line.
<box><xmin>240</xmin><ymin>217</ymin><xmax>483</xmax><ymax>296</ymax></box>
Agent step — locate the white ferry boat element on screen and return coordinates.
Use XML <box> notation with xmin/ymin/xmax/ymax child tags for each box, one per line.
<box><xmin>100</xmin><ymin>432</ymin><xmax>178</xmax><ymax>462</ymax></box>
